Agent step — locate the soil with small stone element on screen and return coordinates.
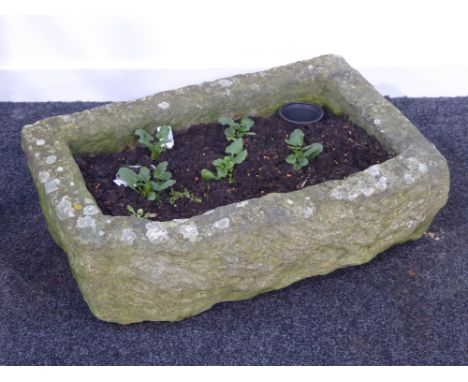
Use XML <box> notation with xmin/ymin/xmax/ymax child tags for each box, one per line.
<box><xmin>75</xmin><ymin>112</ymin><xmax>392</xmax><ymax>221</ymax></box>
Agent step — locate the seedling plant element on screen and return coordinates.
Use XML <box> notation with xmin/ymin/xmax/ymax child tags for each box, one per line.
<box><xmin>135</xmin><ymin>126</ymin><xmax>172</xmax><ymax>160</ymax></box>
<box><xmin>201</xmin><ymin>138</ymin><xmax>247</xmax><ymax>183</ymax></box>
<box><xmin>169</xmin><ymin>188</ymin><xmax>202</xmax><ymax>207</ymax></box>
<box><xmin>117</xmin><ymin>161</ymin><xmax>175</xmax><ymax>201</ymax></box>
<box><xmin>219</xmin><ymin>116</ymin><xmax>255</xmax><ymax>141</ymax></box>
<box><xmin>127</xmin><ymin>205</ymin><xmax>156</xmax><ymax>219</ymax></box>
<box><xmin>285</xmin><ymin>129</ymin><xmax>323</xmax><ymax>171</ymax></box>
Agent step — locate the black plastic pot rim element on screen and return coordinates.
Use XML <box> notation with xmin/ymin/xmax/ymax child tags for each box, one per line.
<box><xmin>279</xmin><ymin>102</ymin><xmax>324</xmax><ymax>125</ymax></box>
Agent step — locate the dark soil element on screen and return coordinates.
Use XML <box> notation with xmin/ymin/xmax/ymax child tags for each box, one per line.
<box><xmin>75</xmin><ymin>112</ymin><xmax>392</xmax><ymax>221</ymax></box>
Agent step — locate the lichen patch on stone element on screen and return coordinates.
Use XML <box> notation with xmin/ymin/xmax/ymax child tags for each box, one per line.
<box><xmin>331</xmin><ymin>190</ymin><xmax>343</xmax><ymax>200</ymax></box>
<box><xmin>366</xmin><ymin>165</ymin><xmax>381</xmax><ymax>177</ymax></box>
<box><xmin>213</xmin><ymin>218</ymin><xmax>230</xmax><ymax>230</ymax></box>
<box><xmin>361</xmin><ymin>186</ymin><xmax>375</xmax><ymax>197</ymax></box>
<box><xmin>36</xmin><ymin>139</ymin><xmax>45</xmax><ymax>146</ymax></box>
<box><xmin>331</xmin><ymin>174</ymin><xmax>385</xmax><ymax>201</ymax></box>
<box><xmin>346</xmin><ymin>191</ymin><xmax>360</xmax><ymax>201</ymax></box>
<box><xmin>157</xmin><ymin>101</ymin><xmax>170</xmax><ymax>109</ymax></box>
<box><xmin>45</xmin><ymin>155</ymin><xmax>57</xmax><ymax>165</ymax></box>
<box><xmin>146</xmin><ymin>222</ymin><xmax>169</xmax><ymax>243</ymax></box>
<box><xmin>406</xmin><ymin>157</ymin><xmax>425</xmax><ymax>172</ymax></box>
<box><xmin>177</xmin><ymin>222</ymin><xmax>199</xmax><ymax>241</ymax></box>
<box><xmin>218</xmin><ymin>79</ymin><xmax>233</xmax><ymax>87</ymax></box>
<box><xmin>375</xmin><ymin>177</ymin><xmax>388</xmax><ymax>191</ymax></box>
<box><xmin>251</xmin><ymin>83</ymin><xmax>260</xmax><ymax>91</ymax></box>
<box><xmin>55</xmin><ymin>196</ymin><xmax>75</xmax><ymax>220</ymax></box>
<box><xmin>304</xmin><ymin>206</ymin><xmax>314</xmax><ymax>219</ymax></box>
<box><xmin>83</xmin><ymin>205</ymin><xmax>99</xmax><ymax>216</ymax></box>
<box><xmin>38</xmin><ymin>171</ymin><xmax>50</xmax><ymax>184</ymax></box>
<box><xmin>235</xmin><ymin>201</ymin><xmax>249</xmax><ymax>208</ymax></box>
<box><xmin>418</xmin><ymin>163</ymin><xmax>428</xmax><ymax>174</ymax></box>
<box><xmin>56</xmin><ymin>167</ymin><xmax>64</xmax><ymax>172</ymax></box>
<box><xmin>121</xmin><ymin>229</ymin><xmax>137</xmax><ymax>245</ymax></box>
<box><xmin>173</xmin><ymin>218</ymin><xmax>189</xmax><ymax>224</ymax></box>
<box><xmin>404</xmin><ymin>174</ymin><xmax>415</xmax><ymax>185</ymax></box>
<box><xmin>44</xmin><ymin>178</ymin><xmax>60</xmax><ymax>194</ymax></box>
<box><xmin>76</xmin><ymin>215</ymin><xmax>96</xmax><ymax>229</ymax></box>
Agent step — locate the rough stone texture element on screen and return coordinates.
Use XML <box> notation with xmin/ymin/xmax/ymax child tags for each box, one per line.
<box><xmin>21</xmin><ymin>55</ymin><xmax>450</xmax><ymax>324</ymax></box>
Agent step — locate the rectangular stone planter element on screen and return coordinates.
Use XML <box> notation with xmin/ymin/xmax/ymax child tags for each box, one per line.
<box><xmin>21</xmin><ymin>55</ymin><xmax>449</xmax><ymax>324</ymax></box>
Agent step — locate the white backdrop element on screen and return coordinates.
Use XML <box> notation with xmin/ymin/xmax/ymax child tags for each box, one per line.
<box><xmin>2</xmin><ymin>1</ymin><xmax>468</xmax><ymax>101</ymax></box>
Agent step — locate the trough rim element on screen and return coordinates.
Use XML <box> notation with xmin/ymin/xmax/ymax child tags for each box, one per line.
<box><xmin>20</xmin><ymin>54</ymin><xmax>449</xmax><ymax>323</ymax></box>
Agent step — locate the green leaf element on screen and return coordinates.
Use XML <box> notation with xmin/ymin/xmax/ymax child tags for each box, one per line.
<box><xmin>163</xmin><ymin>171</ymin><xmax>173</xmax><ymax>181</ymax></box>
<box><xmin>151</xmin><ymin>181</ymin><xmax>159</xmax><ymax>191</ymax></box>
<box><xmin>285</xmin><ymin>129</ymin><xmax>304</xmax><ymax>147</ymax></box>
<box><xmin>297</xmin><ymin>156</ymin><xmax>309</xmax><ymax>169</ymax></box>
<box><xmin>138</xmin><ymin>166</ymin><xmax>151</xmax><ymax>181</ymax></box>
<box><xmin>224</xmin><ymin>127</ymin><xmax>236</xmax><ymax>141</ymax></box>
<box><xmin>303</xmin><ymin>143</ymin><xmax>323</xmax><ymax>159</ymax></box>
<box><xmin>117</xmin><ymin>167</ymin><xmax>139</xmax><ymax>188</ymax></box>
<box><xmin>285</xmin><ymin>154</ymin><xmax>297</xmax><ymax>165</ymax></box>
<box><xmin>216</xmin><ymin>167</ymin><xmax>228</xmax><ymax>178</ymax></box>
<box><xmin>155</xmin><ymin>161</ymin><xmax>168</xmax><ymax>174</ymax></box>
<box><xmin>142</xmin><ymin>181</ymin><xmax>153</xmax><ymax>194</ymax></box>
<box><xmin>212</xmin><ymin>159</ymin><xmax>224</xmax><ymax>167</ymax></box>
<box><xmin>134</xmin><ymin>128</ymin><xmax>153</xmax><ymax>145</ymax></box>
<box><xmin>218</xmin><ymin>116</ymin><xmax>234</xmax><ymax>127</ymax></box>
<box><xmin>234</xmin><ymin>149</ymin><xmax>247</xmax><ymax>164</ymax></box>
<box><xmin>163</xmin><ymin>179</ymin><xmax>176</xmax><ymax>189</ymax></box>
<box><xmin>147</xmin><ymin>191</ymin><xmax>157</xmax><ymax>201</ymax></box>
<box><xmin>127</xmin><ymin>204</ymin><xmax>136</xmax><ymax>215</ymax></box>
<box><xmin>223</xmin><ymin>156</ymin><xmax>236</xmax><ymax>170</ymax></box>
<box><xmin>225</xmin><ymin>138</ymin><xmax>244</xmax><ymax>155</ymax></box>
<box><xmin>201</xmin><ymin>169</ymin><xmax>217</xmax><ymax>180</ymax></box>
<box><xmin>149</xmin><ymin>147</ymin><xmax>162</xmax><ymax>160</ymax></box>
<box><xmin>152</xmin><ymin>179</ymin><xmax>176</xmax><ymax>192</ymax></box>
<box><xmin>154</xmin><ymin>162</ymin><xmax>173</xmax><ymax>181</ymax></box>
<box><xmin>240</xmin><ymin>117</ymin><xmax>254</xmax><ymax>130</ymax></box>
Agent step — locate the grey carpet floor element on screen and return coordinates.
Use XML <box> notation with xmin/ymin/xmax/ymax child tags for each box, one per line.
<box><xmin>0</xmin><ymin>98</ymin><xmax>466</xmax><ymax>365</ymax></box>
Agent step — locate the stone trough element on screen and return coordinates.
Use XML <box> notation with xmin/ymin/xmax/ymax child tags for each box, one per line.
<box><xmin>21</xmin><ymin>55</ymin><xmax>449</xmax><ymax>324</ymax></box>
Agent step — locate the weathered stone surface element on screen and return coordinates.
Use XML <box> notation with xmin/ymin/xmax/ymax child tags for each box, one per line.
<box><xmin>21</xmin><ymin>55</ymin><xmax>449</xmax><ymax>324</ymax></box>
